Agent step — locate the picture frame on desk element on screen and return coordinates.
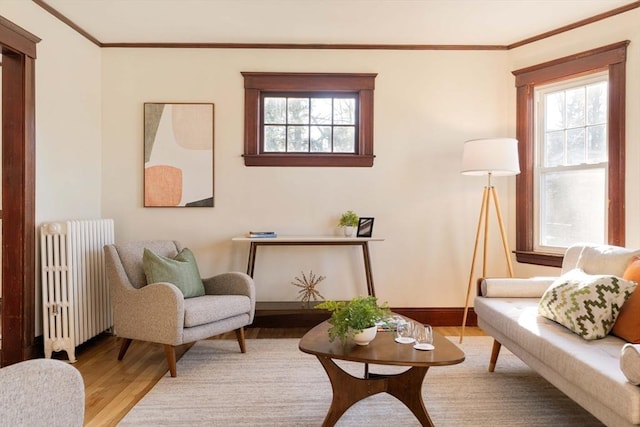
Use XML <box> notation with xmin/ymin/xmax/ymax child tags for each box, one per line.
<box><xmin>357</xmin><ymin>217</ymin><xmax>374</xmax><ymax>237</ymax></box>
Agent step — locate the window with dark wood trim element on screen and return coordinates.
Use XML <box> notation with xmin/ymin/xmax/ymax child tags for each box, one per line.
<box><xmin>512</xmin><ymin>41</ymin><xmax>628</xmax><ymax>267</ymax></box>
<box><xmin>242</xmin><ymin>72</ymin><xmax>376</xmax><ymax>167</ymax></box>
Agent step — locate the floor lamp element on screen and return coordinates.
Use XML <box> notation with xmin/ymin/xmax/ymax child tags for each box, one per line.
<box><xmin>459</xmin><ymin>138</ymin><xmax>520</xmax><ymax>343</ymax></box>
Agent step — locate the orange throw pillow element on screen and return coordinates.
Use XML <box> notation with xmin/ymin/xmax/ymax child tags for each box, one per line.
<box><xmin>612</xmin><ymin>257</ymin><xmax>640</xmax><ymax>343</ymax></box>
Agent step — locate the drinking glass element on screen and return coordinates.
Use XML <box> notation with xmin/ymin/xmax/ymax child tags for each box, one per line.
<box><xmin>395</xmin><ymin>320</ymin><xmax>415</xmax><ymax>344</ymax></box>
<box><xmin>413</xmin><ymin>324</ymin><xmax>434</xmax><ymax>350</ymax></box>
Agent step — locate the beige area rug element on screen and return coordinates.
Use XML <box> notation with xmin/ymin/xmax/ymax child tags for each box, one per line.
<box><xmin>119</xmin><ymin>336</ymin><xmax>603</xmax><ymax>426</ymax></box>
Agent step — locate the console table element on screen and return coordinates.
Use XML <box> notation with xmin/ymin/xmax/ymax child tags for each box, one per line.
<box><xmin>231</xmin><ymin>236</ymin><xmax>384</xmax><ymax>297</ymax></box>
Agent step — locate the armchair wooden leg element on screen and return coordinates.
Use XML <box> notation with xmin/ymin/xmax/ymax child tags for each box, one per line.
<box><xmin>489</xmin><ymin>339</ymin><xmax>502</xmax><ymax>372</ymax></box>
<box><xmin>164</xmin><ymin>344</ymin><xmax>177</xmax><ymax>377</ymax></box>
<box><xmin>117</xmin><ymin>338</ymin><xmax>133</xmax><ymax>361</ymax></box>
<box><xmin>235</xmin><ymin>327</ymin><xmax>246</xmax><ymax>353</ymax></box>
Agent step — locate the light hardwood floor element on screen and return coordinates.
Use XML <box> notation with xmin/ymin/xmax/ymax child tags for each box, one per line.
<box><xmin>73</xmin><ymin>326</ymin><xmax>485</xmax><ymax>426</ymax></box>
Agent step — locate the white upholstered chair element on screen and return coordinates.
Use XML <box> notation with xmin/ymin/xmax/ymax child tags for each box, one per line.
<box><xmin>104</xmin><ymin>240</ymin><xmax>256</xmax><ymax>377</ymax></box>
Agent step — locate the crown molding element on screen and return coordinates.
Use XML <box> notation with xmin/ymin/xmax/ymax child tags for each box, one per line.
<box><xmin>100</xmin><ymin>42</ymin><xmax>508</xmax><ymax>51</ymax></box>
<box><xmin>507</xmin><ymin>0</ymin><xmax>640</xmax><ymax>49</ymax></box>
<box><xmin>33</xmin><ymin>0</ymin><xmax>100</xmax><ymax>46</ymax></box>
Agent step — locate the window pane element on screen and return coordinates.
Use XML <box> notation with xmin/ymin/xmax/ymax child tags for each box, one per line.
<box><xmin>566</xmin><ymin>128</ymin><xmax>585</xmax><ymax>165</ymax></box>
<box><xmin>587</xmin><ymin>81</ymin><xmax>607</xmax><ymax>125</ymax></box>
<box><xmin>264</xmin><ymin>97</ymin><xmax>286</xmax><ymax>124</ymax></box>
<box><xmin>544</xmin><ymin>131</ymin><xmax>564</xmax><ymax>167</ymax></box>
<box><xmin>333</xmin><ymin>127</ymin><xmax>356</xmax><ymax>153</ymax></box>
<box><xmin>287</xmin><ymin>98</ymin><xmax>309</xmax><ymax>124</ymax></box>
<box><xmin>310</xmin><ymin>126</ymin><xmax>332</xmax><ymax>152</ymax></box>
<box><xmin>545</xmin><ymin>92</ymin><xmax>565</xmax><ymax>131</ymax></box>
<box><xmin>287</xmin><ymin>126</ymin><xmax>309</xmax><ymax>152</ymax></box>
<box><xmin>539</xmin><ymin>169</ymin><xmax>605</xmax><ymax>247</ymax></box>
<box><xmin>262</xmin><ymin>96</ymin><xmax>359</xmax><ymax>154</ymax></box>
<box><xmin>310</xmin><ymin>98</ymin><xmax>332</xmax><ymax>125</ymax></box>
<box><xmin>587</xmin><ymin>124</ymin><xmax>607</xmax><ymax>163</ymax></box>
<box><xmin>565</xmin><ymin>87</ymin><xmax>585</xmax><ymax>129</ymax></box>
<box><xmin>334</xmin><ymin>98</ymin><xmax>356</xmax><ymax>125</ymax></box>
<box><xmin>264</xmin><ymin>126</ymin><xmax>286</xmax><ymax>152</ymax></box>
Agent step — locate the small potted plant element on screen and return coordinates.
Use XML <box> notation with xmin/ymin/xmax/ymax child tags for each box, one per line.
<box><xmin>338</xmin><ymin>210</ymin><xmax>359</xmax><ymax>237</ymax></box>
<box><xmin>316</xmin><ymin>296</ymin><xmax>391</xmax><ymax>345</ymax></box>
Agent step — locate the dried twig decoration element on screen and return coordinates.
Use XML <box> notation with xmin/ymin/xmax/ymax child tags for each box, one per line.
<box><xmin>292</xmin><ymin>270</ymin><xmax>326</xmax><ymax>307</ymax></box>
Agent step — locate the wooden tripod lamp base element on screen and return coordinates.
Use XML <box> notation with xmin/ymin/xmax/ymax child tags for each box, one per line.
<box><xmin>459</xmin><ymin>137</ymin><xmax>520</xmax><ymax>343</ymax></box>
<box><xmin>459</xmin><ymin>184</ymin><xmax>514</xmax><ymax>343</ymax></box>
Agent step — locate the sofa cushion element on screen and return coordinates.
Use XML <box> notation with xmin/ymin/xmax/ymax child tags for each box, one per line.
<box><xmin>621</xmin><ymin>344</ymin><xmax>640</xmax><ymax>386</ymax></box>
<box><xmin>576</xmin><ymin>245</ymin><xmax>640</xmax><ymax>277</ymax></box>
<box><xmin>183</xmin><ymin>295</ymin><xmax>251</xmax><ymax>327</ymax></box>
<box><xmin>612</xmin><ymin>257</ymin><xmax>640</xmax><ymax>343</ymax></box>
<box><xmin>538</xmin><ymin>269</ymin><xmax>637</xmax><ymax>340</ymax></box>
<box><xmin>143</xmin><ymin>247</ymin><xmax>205</xmax><ymax>298</ymax></box>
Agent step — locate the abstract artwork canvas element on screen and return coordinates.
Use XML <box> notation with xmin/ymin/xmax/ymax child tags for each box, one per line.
<box><xmin>144</xmin><ymin>103</ymin><xmax>214</xmax><ymax>207</ymax></box>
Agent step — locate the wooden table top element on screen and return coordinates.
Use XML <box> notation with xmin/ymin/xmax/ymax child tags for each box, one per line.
<box><xmin>299</xmin><ymin>320</ymin><xmax>465</xmax><ymax>367</ymax></box>
<box><xmin>232</xmin><ymin>235</ymin><xmax>384</xmax><ymax>243</ymax></box>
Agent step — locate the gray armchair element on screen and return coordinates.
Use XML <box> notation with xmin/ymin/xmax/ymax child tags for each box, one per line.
<box><xmin>0</xmin><ymin>359</ymin><xmax>84</xmax><ymax>426</ymax></box>
<box><xmin>104</xmin><ymin>240</ymin><xmax>255</xmax><ymax>377</ymax></box>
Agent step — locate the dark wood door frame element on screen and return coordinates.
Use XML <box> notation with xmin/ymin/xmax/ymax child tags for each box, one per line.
<box><xmin>0</xmin><ymin>16</ymin><xmax>39</xmax><ymax>366</ymax></box>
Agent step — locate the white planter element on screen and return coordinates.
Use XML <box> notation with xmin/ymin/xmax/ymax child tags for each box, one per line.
<box><xmin>343</xmin><ymin>226</ymin><xmax>356</xmax><ymax>237</ymax></box>
<box><xmin>352</xmin><ymin>326</ymin><xmax>377</xmax><ymax>345</ymax></box>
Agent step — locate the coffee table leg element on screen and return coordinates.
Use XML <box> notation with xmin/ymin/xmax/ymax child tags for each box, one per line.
<box><xmin>385</xmin><ymin>366</ymin><xmax>433</xmax><ymax>426</ymax></box>
<box><xmin>316</xmin><ymin>356</ymin><xmax>434</xmax><ymax>427</ymax></box>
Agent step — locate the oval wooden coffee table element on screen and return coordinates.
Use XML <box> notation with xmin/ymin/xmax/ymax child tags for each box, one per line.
<box><xmin>299</xmin><ymin>319</ymin><xmax>465</xmax><ymax>426</ymax></box>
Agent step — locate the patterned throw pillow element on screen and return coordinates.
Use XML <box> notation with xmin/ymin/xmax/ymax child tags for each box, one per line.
<box><xmin>538</xmin><ymin>269</ymin><xmax>637</xmax><ymax>340</ymax></box>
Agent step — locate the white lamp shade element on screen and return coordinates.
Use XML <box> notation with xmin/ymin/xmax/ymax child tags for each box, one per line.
<box><xmin>461</xmin><ymin>138</ymin><xmax>520</xmax><ymax>176</ymax></box>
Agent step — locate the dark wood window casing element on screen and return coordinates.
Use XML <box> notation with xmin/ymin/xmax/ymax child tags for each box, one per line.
<box><xmin>242</xmin><ymin>72</ymin><xmax>377</xmax><ymax>167</ymax></box>
<box><xmin>512</xmin><ymin>41</ymin><xmax>628</xmax><ymax>267</ymax></box>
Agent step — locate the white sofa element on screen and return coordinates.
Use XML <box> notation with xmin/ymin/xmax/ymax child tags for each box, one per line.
<box><xmin>475</xmin><ymin>244</ymin><xmax>640</xmax><ymax>427</ymax></box>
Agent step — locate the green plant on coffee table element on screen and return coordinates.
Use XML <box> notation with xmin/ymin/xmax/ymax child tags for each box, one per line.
<box><xmin>316</xmin><ymin>296</ymin><xmax>391</xmax><ymax>345</ymax></box>
<box><xmin>338</xmin><ymin>210</ymin><xmax>359</xmax><ymax>227</ymax></box>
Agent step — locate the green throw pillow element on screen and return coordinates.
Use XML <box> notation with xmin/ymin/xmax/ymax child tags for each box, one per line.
<box><xmin>538</xmin><ymin>269</ymin><xmax>637</xmax><ymax>340</ymax></box>
<box><xmin>142</xmin><ymin>247</ymin><xmax>205</xmax><ymax>298</ymax></box>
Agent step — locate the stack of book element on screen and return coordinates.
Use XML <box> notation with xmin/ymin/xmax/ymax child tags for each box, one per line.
<box><xmin>247</xmin><ymin>231</ymin><xmax>277</xmax><ymax>238</ymax></box>
<box><xmin>376</xmin><ymin>316</ymin><xmax>407</xmax><ymax>332</ymax></box>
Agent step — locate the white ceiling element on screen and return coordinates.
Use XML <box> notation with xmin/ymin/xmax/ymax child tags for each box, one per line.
<box><xmin>41</xmin><ymin>0</ymin><xmax>636</xmax><ymax>46</ymax></box>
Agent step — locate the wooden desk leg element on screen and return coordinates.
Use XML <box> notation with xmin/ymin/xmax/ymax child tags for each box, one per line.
<box><xmin>247</xmin><ymin>242</ymin><xmax>257</xmax><ymax>277</ymax></box>
<box><xmin>362</xmin><ymin>242</ymin><xmax>376</xmax><ymax>297</ymax></box>
<box><xmin>316</xmin><ymin>356</ymin><xmax>433</xmax><ymax>427</ymax></box>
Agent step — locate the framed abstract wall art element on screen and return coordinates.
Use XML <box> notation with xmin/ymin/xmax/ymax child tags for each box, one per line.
<box><xmin>144</xmin><ymin>103</ymin><xmax>214</xmax><ymax>207</ymax></box>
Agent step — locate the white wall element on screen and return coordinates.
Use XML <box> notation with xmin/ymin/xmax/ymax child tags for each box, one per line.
<box><xmin>0</xmin><ymin>1</ymin><xmax>103</xmax><ymax>333</ymax></box>
<box><xmin>508</xmin><ymin>8</ymin><xmax>640</xmax><ymax>279</ymax></box>
<box><xmin>102</xmin><ymin>4</ymin><xmax>640</xmax><ymax>307</ymax></box>
<box><xmin>101</xmin><ymin>48</ymin><xmax>513</xmax><ymax>306</ymax></box>
<box><xmin>0</xmin><ymin>1</ymin><xmax>103</xmax><ymax>223</ymax></box>
<box><xmin>3</xmin><ymin>1</ymin><xmax>637</xmax><ymax>312</ymax></box>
